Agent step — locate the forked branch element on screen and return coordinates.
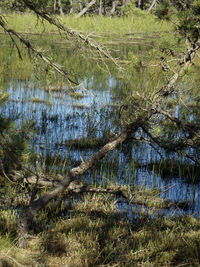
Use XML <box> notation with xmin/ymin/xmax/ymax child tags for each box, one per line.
<box><xmin>17</xmin><ymin>42</ymin><xmax>200</xmax><ymax>247</ymax></box>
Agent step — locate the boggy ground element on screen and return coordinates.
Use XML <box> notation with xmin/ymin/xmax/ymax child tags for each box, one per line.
<box><xmin>0</xmin><ymin>11</ymin><xmax>200</xmax><ymax>267</ymax></box>
<box><xmin>0</xmin><ymin>188</ymin><xmax>200</xmax><ymax>267</ymax></box>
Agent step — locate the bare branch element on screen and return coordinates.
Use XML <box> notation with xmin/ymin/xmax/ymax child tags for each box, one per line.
<box><xmin>0</xmin><ymin>20</ymin><xmax>78</xmax><ymax>87</ymax></box>
<box><xmin>76</xmin><ymin>0</ymin><xmax>96</xmax><ymax>18</ymax></box>
<box><xmin>141</xmin><ymin>126</ymin><xmax>200</xmax><ymax>165</ymax></box>
<box><xmin>17</xmin><ymin>42</ymin><xmax>200</xmax><ymax>247</ymax></box>
<box><xmin>21</xmin><ymin>0</ymin><xmax>120</xmax><ymax>67</ymax></box>
<box><xmin>158</xmin><ymin>110</ymin><xmax>200</xmax><ymax>139</ymax></box>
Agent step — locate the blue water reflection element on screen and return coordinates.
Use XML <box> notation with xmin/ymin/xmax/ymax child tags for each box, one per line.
<box><xmin>1</xmin><ymin>80</ymin><xmax>200</xmax><ymax>217</ymax></box>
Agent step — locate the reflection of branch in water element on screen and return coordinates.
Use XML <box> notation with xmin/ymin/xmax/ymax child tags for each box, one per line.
<box><xmin>141</xmin><ymin>125</ymin><xmax>200</xmax><ymax>165</ymax></box>
<box><xmin>129</xmin><ymin>135</ymin><xmax>164</xmax><ymax>159</ymax></box>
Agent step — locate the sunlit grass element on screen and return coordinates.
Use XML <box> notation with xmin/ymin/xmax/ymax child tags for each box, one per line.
<box><xmin>0</xmin><ymin>193</ymin><xmax>200</xmax><ymax>266</ymax></box>
<box><xmin>1</xmin><ymin>12</ymin><xmax>172</xmax><ymax>37</ymax></box>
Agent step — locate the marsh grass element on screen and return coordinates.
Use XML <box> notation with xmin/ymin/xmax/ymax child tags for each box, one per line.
<box><xmin>1</xmin><ymin>12</ymin><xmax>172</xmax><ymax>37</ymax></box>
<box><xmin>0</xmin><ymin>15</ymin><xmax>177</xmax><ymax>97</ymax></box>
<box><xmin>0</xmin><ymin>190</ymin><xmax>200</xmax><ymax>266</ymax></box>
<box><xmin>70</xmin><ymin>91</ymin><xmax>84</xmax><ymax>99</ymax></box>
<box><xmin>0</xmin><ymin>41</ymin><xmax>33</xmax><ymax>82</ymax></box>
<box><xmin>0</xmin><ymin>10</ymin><xmax>199</xmax><ymax>267</ymax></box>
<box><xmin>30</xmin><ymin>97</ymin><xmax>51</xmax><ymax>105</ymax></box>
<box><xmin>147</xmin><ymin>159</ymin><xmax>200</xmax><ymax>183</ymax></box>
<box><xmin>65</xmin><ymin>136</ymin><xmax>110</xmax><ymax>149</ymax></box>
<box><xmin>72</xmin><ymin>103</ymin><xmax>91</xmax><ymax>109</ymax></box>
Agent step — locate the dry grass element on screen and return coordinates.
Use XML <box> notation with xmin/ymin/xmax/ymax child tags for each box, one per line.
<box><xmin>0</xmin><ymin>190</ymin><xmax>200</xmax><ymax>266</ymax></box>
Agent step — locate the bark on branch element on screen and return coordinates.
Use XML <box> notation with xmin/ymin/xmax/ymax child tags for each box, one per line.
<box><xmin>21</xmin><ymin>0</ymin><xmax>119</xmax><ymax>67</ymax></box>
<box><xmin>17</xmin><ymin>42</ymin><xmax>200</xmax><ymax>247</ymax></box>
<box><xmin>147</xmin><ymin>0</ymin><xmax>157</xmax><ymax>13</ymax></box>
<box><xmin>0</xmin><ymin>20</ymin><xmax>77</xmax><ymax>87</ymax></box>
<box><xmin>76</xmin><ymin>0</ymin><xmax>96</xmax><ymax>18</ymax></box>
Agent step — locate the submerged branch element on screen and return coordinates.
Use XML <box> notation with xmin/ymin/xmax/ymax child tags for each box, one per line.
<box><xmin>19</xmin><ymin>174</ymin><xmax>189</xmax><ymax>211</ymax></box>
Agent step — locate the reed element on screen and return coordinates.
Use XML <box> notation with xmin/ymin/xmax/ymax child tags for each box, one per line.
<box><xmin>1</xmin><ymin>12</ymin><xmax>172</xmax><ymax>36</ymax></box>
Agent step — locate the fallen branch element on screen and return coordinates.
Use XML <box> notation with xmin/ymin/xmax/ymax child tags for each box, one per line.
<box><xmin>17</xmin><ymin>42</ymin><xmax>200</xmax><ymax>247</ymax></box>
<box><xmin>0</xmin><ymin>19</ymin><xmax>78</xmax><ymax>87</ymax></box>
<box><xmin>21</xmin><ymin>0</ymin><xmax>120</xmax><ymax>67</ymax></box>
<box><xmin>18</xmin><ymin>174</ymin><xmax>190</xmax><ymax>211</ymax></box>
<box><xmin>76</xmin><ymin>0</ymin><xmax>96</xmax><ymax>18</ymax></box>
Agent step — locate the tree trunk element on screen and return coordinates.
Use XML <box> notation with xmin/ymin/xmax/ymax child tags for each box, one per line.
<box><xmin>110</xmin><ymin>0</ymin><xmax>119</xmax><ymax>16</ymax></box>
<box><xmin>103</xmin><ymin>0</ymin><xmax>106</xmax><ymax>14</ymax></box>
<box><xmin>53</xmin><ymin>0</ymin><xmax>57</xmax><ymax>14</ymax></box>
<box><xmin>58</xmin><ymin>0</ymin><xmax>64</xmax><ymax>15</ymax></box>
<box><xmin>70</xmin><ymin>0</ymin><xmax>74</xmax><ymax>14</ymax></box>
<box><xmin>138</xmin><ymin>0</ymin><xmax>144</xmax><ymax>9</ymax></box>
<box><xmin>76</xmin><ymin>0</ymin><xmax>96</xmax><ymax>18</ymax></box>
<box><xmin>78</xmin><ymin>0</ymin><xmax>83</xmax><ymax>11</ymax></box>
<box><xmin>141</xmin><ymin>0</ymin><xmax>144</xmax><ymax>10</ymax></box>
<box><xmin>147</xmin><ymin>0</ymin><xmax>157</xmax><ymax>13</ymax></box>
<box><xmin>17</xmin><ymin>42</ymin><xmax>199</xmax><ymax>247</ymax></box>
<box><xmin>99</xmin><ymin>0</ymin><xmax>102</xmax><ymax>15</ymax></box>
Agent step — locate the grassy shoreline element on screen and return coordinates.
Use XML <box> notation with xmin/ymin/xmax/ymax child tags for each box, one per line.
<box><xmin>1</xmin><ymin>12</ymin><xmax>172</xmax><ymax>36</ymax></box>
<box><xmin>1</xmin><ymin>11</ymin><xmax>200</xmax><ymax>267</ymax></box>
<box><xmin>0</xmin><ymin>189</ymin><xmax>200</xmax><ymax>266</ymax></box>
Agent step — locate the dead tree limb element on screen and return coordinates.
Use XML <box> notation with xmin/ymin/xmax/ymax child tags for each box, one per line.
<box><xmin>141</xmin><ymin>125</ymin><xmax>200</xmax><ymax>165</ymax></box>
<box><xmin>147</xmin><ymin>0</ymin><xmax>157</xmax><ymax>13</ymax></box>
<box><xmin>76</xmin><ymin>0</ymin><xmax>96</xmax><ymax>18</ymax></box>
<box><xmin>21</xmin><ymin>0</ymin><xmax>119</xmax><ymax>67</ymax></box>
<box><xmin>17</xmin><ymin>42</ymin><xmax>200</xmax><ymax>247</ymax></box>
<box><xmin>0</xmin><ymin>20</ymin><xmax>78</xmax><ymax>87</ymax></box>
<box><xmin>158</xmin><ymin>110</ymin><xmax>200</xmax><ymax>138</ymax></box>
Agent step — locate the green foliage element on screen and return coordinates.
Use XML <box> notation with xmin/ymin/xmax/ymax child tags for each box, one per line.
<box><xmin>155</xmin><ymin>0</ymin><xmax>200</xmax><ymax>43</ymax></box>
<box><xmin>154</xmin><ymin>0</ymin><xmax>171</xmax><ymax>20</ymax></box>
<box><xmin>0</xmin><ymin>0</ymin><xmax>26</xmax><ymax>12</ymax></box>
<box><xmin>0</xmin><ymin>119</ymin><xmax>32</xmax><ymax>172</ymax></box>
<box><xmin>0</xmin><ymin>92</ymin><xmax>33</xmax><ymax>173</ymax></box>
<box><xmin>121</xmin><ymin>2</ymin><xmax>148</xmax><ymax>17</ymax></box>
<box><xmin>177</xmin><ymin>1</ymin><xmax>200</xmax><ymax>42</ymax></box>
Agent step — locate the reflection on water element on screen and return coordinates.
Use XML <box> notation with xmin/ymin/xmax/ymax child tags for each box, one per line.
<box><xmin>0</xmin><ymin>34</ymin><xmax>199</xmax><ymax>218</ymax></box>
<box><xmin>1</xmin><ymin>79</ymin><xmax>200</xmax><ymax>217</ymax></box>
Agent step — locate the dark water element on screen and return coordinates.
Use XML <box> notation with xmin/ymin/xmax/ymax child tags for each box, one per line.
<box><xmin>0</xmin><ymin>35</ymin><xmax>200</xmax><ymax>217</ymax></box>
